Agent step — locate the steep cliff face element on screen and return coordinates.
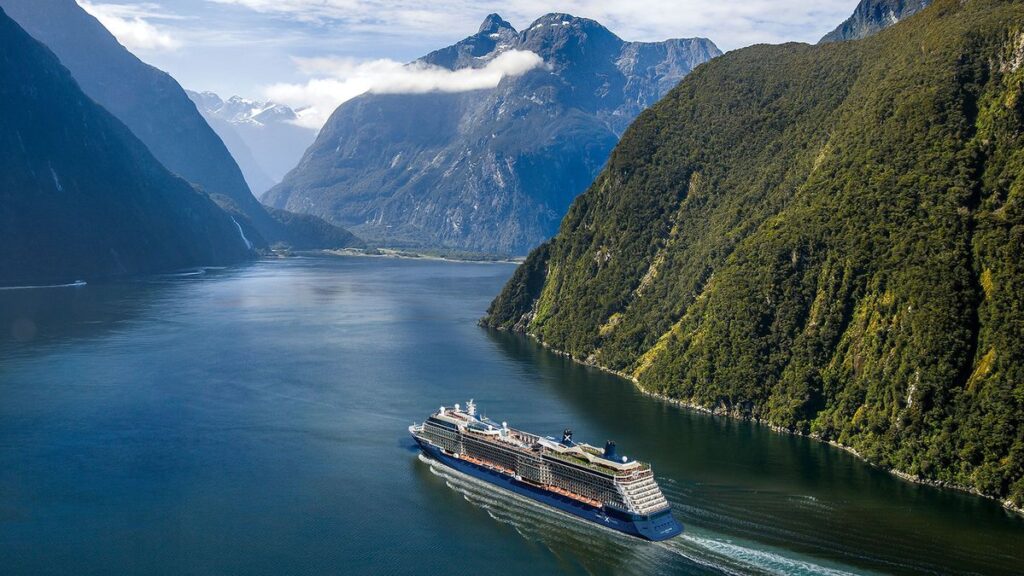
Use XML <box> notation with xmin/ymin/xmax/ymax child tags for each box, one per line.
<box><xmin>0</xmin><ymin>0</ymin><xmax>360</xmax><ymax>250</ymax></box>
<box><xmin>265</xmin><ymin>14</ymin><xmax>720</xmax><ymax>256</ymax></box>
<box><xmin>0</xmin><ymin>8</ymin><xmax>251</xmax><ymax>285</ymax></box>
<box><xmin>820</xmin><ymin>0</ymin><xmax>932</xmax><ymax>43</ymax></box>
<box><xmin>0</xmin><ymin>1</ymin><xmax>257</xmax><ymax>221</ymax></box>
<box><xmin>486</xmin><ymin>0</ymin><xmax>1024</xmax><ymax>509</ymax></box>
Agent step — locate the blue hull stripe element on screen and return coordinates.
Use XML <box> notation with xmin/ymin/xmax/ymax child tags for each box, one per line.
<box><xmin>414</xmin><ymin>437</ymin><xmax>684</xmax><ymax>542</ymax></box>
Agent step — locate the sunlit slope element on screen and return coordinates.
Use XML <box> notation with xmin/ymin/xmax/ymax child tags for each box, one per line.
<box><xmin>485</xmin><ymin>0</ymin><xmax>1024</xmax><ymax>508</ymax></box>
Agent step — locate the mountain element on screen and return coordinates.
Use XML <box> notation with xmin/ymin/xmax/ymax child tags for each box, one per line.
<box><xmin>485</xmin><ymin>0</ymin><xmax>1024</xmax><ymax>511</ymax></box>
<box><xmin>820</xmin><ymin>0</ymin><xmax>931</xmax><ymax>43</ymax></box>
<box><xmin>187</xmin><ymin>91</ymin><xmax>316</xmax><ymax>196</ymax></box>
<box><xmin>0</xmin><ymin>7</ymin><xmax>251</xmax><ymax>285</ymax></box>
<box><xmin>265</xmin><ymin>14</ymin><xmax>720</xmax><ymax>256</ymax></box>
<box><xmin>0</xmin><ymin>0</ymin><xmax>360</xmax><ymax>250</ymax></box>
<box><xmin>187</xmin><ymin>91</ymin><xmax>276</xmax><ymax>196</ymax></box>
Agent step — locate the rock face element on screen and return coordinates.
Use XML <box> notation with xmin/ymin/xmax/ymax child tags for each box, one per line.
<box><xmin>187</xmin><ymin>91</ymin><xmax>316</xmax><ymax>196</ymax></box>
<box><xmin>265</xmin><ymin>14</ymin><xmax>720</xmax><ymax>256</ymax></box>
<box><xmin>0</xmin><ymin>0</ymin><xmax>360</xmax><ymax>250</ymax></box>
<box><xmin>486</xmin><ymin>0</ymin><xmax>1024</xmax><ymax>509</ymax></box>
<box><xmin>0</xmin><ymin>7</ymin><xmax>251</xmax><ymax>285</ymax></box>
<box><xmin>820</xmin><ymin>0</ymin><xmax>932</xmax><ymax>43</ymax></box>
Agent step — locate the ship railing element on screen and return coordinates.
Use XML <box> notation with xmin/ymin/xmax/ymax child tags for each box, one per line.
<box><xmin>621</xmin><ymin>482</ymin><xmax>663</xmax><ymax>498</ymax></box>
<box><xmin>615</xmin><ymin>478</ymin><xmax>671</xmax><ymax>514</ymax></box>
<box><xmin>627</xmin><ymin>492</ymin><xmax>664</xmax><ymax>508</ymax></box>
<box><xmin>621</xmin><ymin>484</ymin><xmax>662</xmax><ymax>501</ymax></box>
<box><xmin>546</xmin><ymin>451</ymin><xmax>647</xmax><ymax>478</ymax></box>
<box><xmin>634</xmin><ymin>501</ymin><xmax>671</xmax><ymax>515</ymax></box>
<box><xmin>607</xmin><ymin>465</ymin><xmax>651</xmax><ymax>479</ymax></box>
<box><xmin>630</xmin><ymin>493</ymin><xmax>668</xmax><ymax>507</ymax></box>
<box><xmin>619</xmin><ymin>480</ymin><xmax>659</xmax><ymax>494</ymax></box>
<box><xmin>622</xmin><ymin>483</ymin><xmax>671</xmax><ymax>506</ymax></box>
<box><xmin>620</xmin><ymin>477</ymin><xmax>659</xmax><ymax>490</ymax></box>
<box><xmin>632</xmin><ymin>497</ymin><xmax>669</xmax><ymax>511</ymax></box>
<box><xmin>603</xmin><ymin>499</ymin><xmax>635</xmax><ymax>513</ymax></box>
<box><xmin>612</xmin><ymin>483</ymin><xmax>632</xmax><ymax>509</ymax></box>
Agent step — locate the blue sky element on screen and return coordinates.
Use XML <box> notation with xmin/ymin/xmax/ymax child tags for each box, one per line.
<box><xmin>78</xmin><ymin>0</ymin><xmax>861</xmax><ymax>127</ymax></box>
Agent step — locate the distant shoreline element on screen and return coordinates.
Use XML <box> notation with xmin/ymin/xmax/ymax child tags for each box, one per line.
<box><xmin>308</xmin><ymin>247</ymin><xmax>524</xmax><ymax>265</ymax></box>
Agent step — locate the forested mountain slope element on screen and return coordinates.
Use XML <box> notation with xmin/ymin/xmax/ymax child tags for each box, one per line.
<box><xmin>486</xmin><ymin>0</ymin><xmax>1024</xmax><ymax>509</ymax></box>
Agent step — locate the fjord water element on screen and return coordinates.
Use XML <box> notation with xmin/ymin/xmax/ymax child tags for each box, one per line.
<box><xmin>0</xmin><ymin>257</ymin><xmax>1020</xmax><ymax>576</ymax></box>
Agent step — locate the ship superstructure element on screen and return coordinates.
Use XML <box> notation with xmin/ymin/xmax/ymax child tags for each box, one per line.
<box><xmin>410</xmin><ymin>400</ymin><xmax>683</xmax><ymax>541</ymax></box>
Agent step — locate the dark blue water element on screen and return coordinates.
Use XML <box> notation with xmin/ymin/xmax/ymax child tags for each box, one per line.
<box><xmin>0</xmin><ymin>256</ymin><xmax>1021</xmax><ymax>575</ymax></box>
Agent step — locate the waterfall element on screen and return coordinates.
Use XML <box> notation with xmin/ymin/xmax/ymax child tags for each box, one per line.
<box><xmin>230</xmin><ymin>216</ymin><xmax>254</xmax><ymax>250</ymax></box>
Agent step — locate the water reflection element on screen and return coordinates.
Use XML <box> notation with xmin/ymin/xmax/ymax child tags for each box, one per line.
<box><xmin>483</xmin><ymin>328</ymin><xmax>1024</xmax><ymax>576</ymax></box>
<box><xmin>0</xmin><ymin>269</ymin><xmax>225</xmax><ymax>351</ymax></box>
<box><xmin>0</xmin><ymin>257</ymin><xmax>1020</xmax><ymax>576</ymax></box>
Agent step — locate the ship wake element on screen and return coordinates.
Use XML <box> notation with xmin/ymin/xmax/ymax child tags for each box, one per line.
<box><xmin>419</xmin><ymin>454</ymin><xmax>871</xmax><ymax>576</ymax></box>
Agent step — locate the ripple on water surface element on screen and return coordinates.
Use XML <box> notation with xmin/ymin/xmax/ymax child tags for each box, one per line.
<box><xmin>0</xmin><ymin>256</ymin><xmax>1021</xmax><ymax>576</ymax></box>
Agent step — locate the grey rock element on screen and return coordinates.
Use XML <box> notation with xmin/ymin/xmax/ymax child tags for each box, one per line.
<box><xmin>266</xmin><ymin>13</ymin><xmax>720</xmax><ymax>256</ymax></box>
<box><xmin>820</xmin><ymin>0</ymin><xmax>932</xmax><ymax>43</ymax></box>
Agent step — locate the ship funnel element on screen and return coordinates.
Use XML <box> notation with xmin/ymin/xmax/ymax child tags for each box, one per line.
<box><xmin>562</xmin><ymin>429</ymin><xmax>574</xmax><ymax>445</ymax></box>
<box><xmin>466</xmin><ymin>399</ymin><xmax>477</xmax><ymax>416</ymax></box>
<box><xmin>604</xmin><ymin>441</ymin><xmax>618</xmax><ymax>461</ymax></box>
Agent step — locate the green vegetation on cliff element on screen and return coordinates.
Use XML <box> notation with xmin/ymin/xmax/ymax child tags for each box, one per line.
<box><xmin>484</xmin><ymin>0</ymin><xmax>1024</xmax><ymax>508</ymax></box>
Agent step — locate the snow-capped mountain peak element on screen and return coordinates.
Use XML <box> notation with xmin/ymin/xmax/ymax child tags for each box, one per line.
<box><xmin>187</xmin><ymin>89</ymin><xmax>316</xmax><ymax>195</ymax></box>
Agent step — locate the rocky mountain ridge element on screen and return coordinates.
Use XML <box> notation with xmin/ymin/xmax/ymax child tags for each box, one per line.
<box><xmin>820</xmin><ymin>0</ymin><xmax>932</xmax><ymax>43</ymax></box>
<box><xmin>265</xmin><ymin>13</ymin><xmax>720</xmax><ymax>255</ymax></box>
<box><xmin>187</xmin><ymin>91</ymin><xmax>316</xmax><ymax>195</ymax></box>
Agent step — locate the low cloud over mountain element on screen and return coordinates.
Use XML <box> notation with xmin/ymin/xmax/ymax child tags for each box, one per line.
<box><xmin>267</xmin><ymin>50</ymin><xmax>545</xmax><ymax>129</ymax></box>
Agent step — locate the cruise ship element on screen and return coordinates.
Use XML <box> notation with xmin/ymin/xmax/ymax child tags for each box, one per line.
<box><xmin>410</xmin><ymin>400</ymin><xmax>683</xmax><ymax>541</ymax></box>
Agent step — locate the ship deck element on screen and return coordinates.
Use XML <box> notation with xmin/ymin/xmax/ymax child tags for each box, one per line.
<box><xmin>454</xmin><ymin>451</ymin><xmax>604</xmax><ymax>508</ymax></box>
<box><xmin>460</xmin><ymin>425</ymin><xmax>650</xmax><ymax>477</ymax></box>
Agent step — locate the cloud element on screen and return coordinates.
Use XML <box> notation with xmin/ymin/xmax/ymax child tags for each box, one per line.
<box><xmin>78</xmin><ymin>1</ymin><xmax>181</xmax><ymax>51</ymax></box>
<box><xmin>130</xmin><ymin>0</ymin><xmax>864</xmax><ymax>115</ymax></box>
<box><xmin>207</xmin><ymin>0</ymin><xmax>859</xmax><ymax>51</ymax></box>
<box><xmin>265</xmin><ymin>50</ymin><xmax>545</xmax><ymax>129</ymax></box>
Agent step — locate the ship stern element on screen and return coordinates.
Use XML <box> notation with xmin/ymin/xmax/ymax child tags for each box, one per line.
<box><xmin>635</xmin><ymin>508</ymin><xmax>684</xmax><ymax>541</ymax></box>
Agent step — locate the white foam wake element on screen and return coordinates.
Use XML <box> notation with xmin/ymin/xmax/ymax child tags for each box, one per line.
<box><xmin>416</xmin><ymin>454</ymin><xmax>873</xmax><ymax>576</ymax></box>
<box><xmin>0</xmin><ymin>280</ymin><xmax>86</xmax><ymax>291</ymax></box>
